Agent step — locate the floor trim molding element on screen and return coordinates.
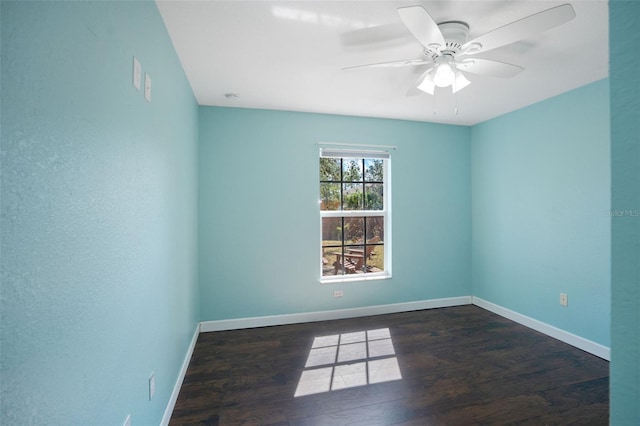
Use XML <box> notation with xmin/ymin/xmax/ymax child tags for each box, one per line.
<box><xmin>199</xmin><ymin>298</ymin><xmax>610</xmax><ymax>360</ymax></box>
<box><xmin>200</xmin><ymin>296</ymin><xmax>472</xmax><ymax>333</ymax></box>
<box><xmin>472</xmin><ymin>297</ymin><xmax>610</xmax><ymax>361</ymax></box>
<box><xmin>161</xmin><ymin>323</ymin><xmax>200</xmax><ymax>426</ymax></box>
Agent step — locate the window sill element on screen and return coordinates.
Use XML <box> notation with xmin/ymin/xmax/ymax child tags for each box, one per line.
<box><xmin>320</xmin><ymin>272</ymin><xmax>391</xmax><ymax>284</ymax></box>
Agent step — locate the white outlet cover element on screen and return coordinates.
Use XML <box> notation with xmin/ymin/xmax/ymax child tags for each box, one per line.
<box><xmin>560</xmin><ymin>293</ymin><xmax>568</xmax><ymax>307</ymax></box>
<box><xmin>144</xmin><ymin>73</ymin><xmax>151</xmax><ymax>102</ymax></box>
<box><xmin>132</xmin><ymin>57</ymin><xmax>141</xmax><ymax>91</ymax></box>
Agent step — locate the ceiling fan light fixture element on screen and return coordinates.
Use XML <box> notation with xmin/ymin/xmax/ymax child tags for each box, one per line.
<box><xmin>452</xmin><ymin>70</ymin><xmax>470</xmax><ymax>93</ymax></box>
<box><xmin>433</xmin><ymin>62</ymin><xmax>455</xmax><ymax>87</ymax></box>
<box><xmin>417</xmin><ymin>72</ymin><xmax>435</xmax><ymax>95</ymax></box>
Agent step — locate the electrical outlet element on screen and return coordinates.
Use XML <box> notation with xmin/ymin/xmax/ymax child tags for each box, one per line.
<box><xmin>560</xmin><ymin>293</ymin><xmax>568</xmax><ymax>307</ymax></box>
<box><xmin>333</xmin><ymin>290</ymin><xmax>343</xmax><ymax>298</ymax></box>
<box><xmin>123</xmin><ymin>414</ymin><xmax>131</xmax><ymax>426</ymax></box>
<box><xmin>149</xmin><ymin>372</ymin><xmax>155</xmax><ymax>400</ymax></box>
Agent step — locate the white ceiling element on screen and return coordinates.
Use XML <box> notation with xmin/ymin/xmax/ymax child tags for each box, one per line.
<box><xmin>156</xmin><ymin>0</ymin><xmax>608</xmax><ymax>126</ymax></box>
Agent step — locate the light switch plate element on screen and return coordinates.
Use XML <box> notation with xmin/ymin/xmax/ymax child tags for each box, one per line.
<box><xmin>132</xmin><ymin>57</ymin><xmax>141</xmax><ymax>91</ymax></box>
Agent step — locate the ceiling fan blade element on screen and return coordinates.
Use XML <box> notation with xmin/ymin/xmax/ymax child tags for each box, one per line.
<box><xmin>462</xmin><ymin>4</ymin><xmax>576</xmax><ymax>54</ymax></box>
<box><xmin>408</xmin><ymin>68</ymin><xmax>434</xmax><ymax>96</ymax></box>
<box><xmin>342</xmin><ymin>58</ymin><xmax>431</xmax><ymax>71</ymax></box>
<box><xmin>397</xmin><ymin>6</ymin><xmax>445</xmax><ymax>49</ymax></box>
<box><xmin>459</xmin><ymin>58</ymin><xmax>524</xmax><ymax>78</ymax></box>
<box><xmin>406</xmin><ymin>85</ymin><xmax>423</xmax><ymax>97</ymax></box>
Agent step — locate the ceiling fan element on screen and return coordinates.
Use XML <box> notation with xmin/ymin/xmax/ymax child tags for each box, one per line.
<box><xmin>343</xmin><ymin>3</ymin><xmax>576</xmax><ymax>95</ymax></box>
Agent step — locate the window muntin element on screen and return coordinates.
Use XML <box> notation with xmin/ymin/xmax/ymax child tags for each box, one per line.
<box><xmin>320</xmin><ymin>151</ymin><xmax>390</xmax><ymax>280</ymax></box>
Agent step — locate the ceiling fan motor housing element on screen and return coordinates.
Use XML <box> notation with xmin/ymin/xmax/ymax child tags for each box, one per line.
<box><xmin>424</xmin><ymin>21</ymin><xmax>470</xmax><ymax>59</ymax></box>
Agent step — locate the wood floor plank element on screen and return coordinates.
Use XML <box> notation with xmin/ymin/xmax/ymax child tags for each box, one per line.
<box><xmin>170</xmin><ymin>306</ymin><xmax>608</xmax><ymax>425</ymax></box>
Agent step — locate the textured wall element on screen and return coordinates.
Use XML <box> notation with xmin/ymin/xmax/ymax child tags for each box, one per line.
<box><xmin>198</xmin><ymin>107</ymin><xmax>471</xmax><ymax>321</ymax></box>
<box><xmin>471</xmin><ymin>80</ymin><xmax>611</xmax><ymax>347</ymax></box>
<box><xmin>2</xmin><ymin>0</ymin><xmax>632</xmax><ymax>423</ymax></box>
<box><xmin>1</xmin><ymin>2</ymin><xmax>199</xmax><ymax>424</ymax></box>
<box><xmin>610</xmin><ymin>1</ymin><xmax>640</xmax><ymax>423</ymax></box>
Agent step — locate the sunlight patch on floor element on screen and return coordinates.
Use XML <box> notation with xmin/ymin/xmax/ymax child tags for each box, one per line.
<box><xmin>294</xmin><ymin>328</ymin><xmax>402</xmax><ymax>397</ymax></box>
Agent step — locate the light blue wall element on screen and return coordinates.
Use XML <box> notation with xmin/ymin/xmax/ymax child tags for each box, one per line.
<box><xmin>610</xmin><ymin>1</ymin><xmax>640</xmax><ymax>424</ymax></box>
<box><xmin>471</xmin><ymin>80</ymin><xmax>611</xmax><ymax>346</ymax></box>
<box><xmin>1</xmin><ymin>1</ymin><xmax>199</xmax><ymax>424</ymax></box>
<box><xmin>198</xmin><ymin>107</ymin><xmax>471</xmax><ymax>321</ymax></box>
<box><xmin>2</xmin><ymin>0</ymin><xmax>631</xmax><ymax>422</ymax></box>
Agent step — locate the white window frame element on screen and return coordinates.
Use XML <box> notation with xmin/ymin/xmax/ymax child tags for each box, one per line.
<box><xmin>319</xmin><ymin>148</ymin><xmax>392</xmax><ymax>283</ymax></box>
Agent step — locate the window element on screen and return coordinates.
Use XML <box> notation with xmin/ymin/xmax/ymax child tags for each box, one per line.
<box><xmin>320</xmin><ymin>148</ymin><xmax>390</xmax><ymax>281</ymax></box>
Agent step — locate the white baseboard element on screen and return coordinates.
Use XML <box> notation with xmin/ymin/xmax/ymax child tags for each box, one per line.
<box><xmin>472</xmin><ymin>297</ymin><xmax>610</xmax><ymax>361</ymax></box>
<box><xmin>161</xmin><ymin>323</ymin><xmax>200</xmax><ymax>426</ymax></box>
<box><xmin>200</xmin><ymin>296</ymin><xmax>472</xmax><ymax>332</ymax></box>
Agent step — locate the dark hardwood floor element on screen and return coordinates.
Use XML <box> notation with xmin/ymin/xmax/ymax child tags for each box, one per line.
<box><xmin>170</xmin><ymin>305</ymin><xmax>609</xmax><ymax>425</ymax></box>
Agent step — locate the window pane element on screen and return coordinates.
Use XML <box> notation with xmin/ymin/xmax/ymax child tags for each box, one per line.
<box><xmin>342</xmin><ymin>158</ymin><xmax>363</xmax><ymax>182</ymax></box>
<box><xmin>343</xmin><ymin>184</ymin><xmax>363</xmax><ymax>210</ymax></box>
<box><xmin>365</xmin><ymin>183</ymin><xmax>384</xmax><ymax>210</ymax></box>
<box><xmin>366</xmin><ymin>216</ymin><xmax>384</xmax><ymax>242</ymax></box>
<box><xmin>365</xmin><ymin>218</ymin><xmax>384</xmax><ymax>273</ymax></box>
<box><xmin>365</xmin><ymin>243</ymin><xmax>384</xmax><ymax>273</ymax></box>
<box><xmin>320</xmin><ymin>183</ymin><xmax>340</xmax><ymax>211</ymax></box>
<box><xmin>364</xmin><ymin>159</ymin><xmax>383</xmax><ymax>182</ymax></box>
<box><xmin>320</xmin><ymin>158</ymin><xmax>341</xmax><ymax>181</ymax></box>
<box><xmin>343</xmin><ymin>217</ymin><xmax>364</xmax><ymax>244</ymax></box>
<box><xmin>322</xmin><ymin>217</ymin><xmax>343</xmax><ymax>246</ymax></box>
<box><xmin>322</xmin><ymin>217</ymin><xmax>342</xmax><ymax>276</ymax></box>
